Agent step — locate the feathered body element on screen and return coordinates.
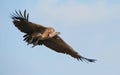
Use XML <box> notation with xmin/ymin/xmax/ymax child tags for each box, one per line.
<box><xmin>11</xmin><ymin>10</ymin><xmax>96</xmax><ymax>62</ymax></box>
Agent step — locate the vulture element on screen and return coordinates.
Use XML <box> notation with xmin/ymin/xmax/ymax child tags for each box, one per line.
<box><xmin>11</xmin><ymin>10</ymin><xmax>96</xmax><ymax>62</ymax></box>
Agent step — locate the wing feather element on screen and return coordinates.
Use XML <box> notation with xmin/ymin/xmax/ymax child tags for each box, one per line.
<box><xmin>19</xmin><ymin>10</ymin><xmax>24</xmax><ymax>17</ymax></box>
<box><xmin>11</xmin><ymin>10</ymin><xmax>46</xmax><ymax>33</ymax></box>
<box><xmin>41</xmin><ymin>36</ymin><xmax>96</xmax><ymax>62</ymax></box>
<box><xmin>23</xmin><ymin>32</ymin><xmax>96</xmax><ymax>62</ymax></box>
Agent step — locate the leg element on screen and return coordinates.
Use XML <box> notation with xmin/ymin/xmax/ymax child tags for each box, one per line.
<box><xmin>27</xmin><ymin>37</ymin><xmax>33</xmax><ymax>45</ymax></box>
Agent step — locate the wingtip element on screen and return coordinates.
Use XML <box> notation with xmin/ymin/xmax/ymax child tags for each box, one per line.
<box><xmin>75</xmin><ymin>55</ymin><xmax>96</xmax><ymax>62</ymax></box>
<box><xmin>86</xmin><ymin>58</ymin><xmax>96</xmax><ymax>62</ymax></box>
<box><xmin>11</xmin><ymin>9</ymin><xmax>29</xmax><ymax>21</ymax></box>
<box><xmin>80</xmin><ymin>57</ymin><xmax>97</xmax><ymax>63</ymax></box>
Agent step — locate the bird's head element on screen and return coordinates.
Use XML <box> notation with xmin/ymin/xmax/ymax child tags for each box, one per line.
<box><xmin>47</xmin><ymin>27</ymin><xmax>60</xmax><ymax>38</ymax></box>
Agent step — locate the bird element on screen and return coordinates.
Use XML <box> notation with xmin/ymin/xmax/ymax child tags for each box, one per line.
<box><xmin>11</xmin><ymin>10</ymin><xmax>96</xmax><ymax>62</ymax></box>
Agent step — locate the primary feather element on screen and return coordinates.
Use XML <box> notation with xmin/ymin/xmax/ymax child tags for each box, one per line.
<box><xmin>11</xmin><ymin>10</ymin><xmax>96</xmax><ymax>62</ymax></box>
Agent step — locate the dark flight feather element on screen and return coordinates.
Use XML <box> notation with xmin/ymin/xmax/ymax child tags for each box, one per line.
<box><xmin>11</xmin><ymin>10</ymin><xmax>96</xmax><ymax>62</ymax></box>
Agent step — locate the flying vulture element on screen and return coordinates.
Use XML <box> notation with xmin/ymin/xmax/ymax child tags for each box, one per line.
<box><xmin>11</xmin><ymin>10</ymin><xmax>96</xmax><ymax>62</ymax></box>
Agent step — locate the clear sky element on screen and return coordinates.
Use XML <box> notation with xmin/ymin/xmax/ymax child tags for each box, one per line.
<box><xmin>0</xmin><ymin>0</ymin><xmax>120</xmax><ymax>75</ymax></box>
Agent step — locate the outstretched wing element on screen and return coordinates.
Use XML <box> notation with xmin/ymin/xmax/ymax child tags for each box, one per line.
<box><xmin>11</xmin><ymin>10</ymin><xmax>46</xmax><ymax>34</ymax></box>
<box><xmin>23</xmin><ymin>34</ymin><xmax>96</xmax><ymax>62</ymax></box>
<box><xmin>42</xmin><ymin>36</ymin><xmax>96</xmax><ymax>62</ymax></box>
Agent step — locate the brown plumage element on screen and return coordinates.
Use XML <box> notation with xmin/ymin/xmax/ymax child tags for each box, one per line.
<box><xmin>11</xmin><ymin>10</ymin><xmax>96</xmax><ymax>62</ymax></box>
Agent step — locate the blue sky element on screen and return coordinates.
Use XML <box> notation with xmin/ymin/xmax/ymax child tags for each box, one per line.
<box><xmin>0</xmin><ymin>0</ymin><xmax>120</xmax><ymax>75</ymax></box>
